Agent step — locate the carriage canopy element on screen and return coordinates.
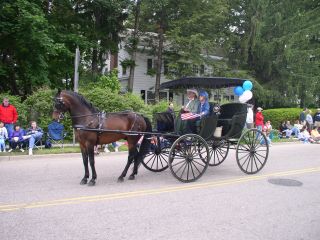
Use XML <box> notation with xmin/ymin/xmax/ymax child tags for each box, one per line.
<box><xmin>160</xmin><ymin>77</ymin><xmax>246</xmax><ymax>90</ymax></box>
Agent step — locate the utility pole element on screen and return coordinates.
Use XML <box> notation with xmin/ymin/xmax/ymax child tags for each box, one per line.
<box><xmin>73</xmin><ymin>47</ymin><xmax>80</xmax><ymax>146</ymax></box>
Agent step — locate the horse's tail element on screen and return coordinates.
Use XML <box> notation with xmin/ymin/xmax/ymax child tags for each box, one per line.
<box><xmin>138</xmin><ymin>116</ymin><xmax>152</xmax><ymax>157</ymax></box>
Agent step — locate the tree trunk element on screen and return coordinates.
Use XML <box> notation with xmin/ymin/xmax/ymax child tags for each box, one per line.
<box><xmin>91</xmin><ymin>48</ymin><xmax>98</xmax><ymax>78</ymax></box>
<box><xmin>155</xmin><ymin>27</ymin><xmax>164</xmax><ymax>103</ymax></box>
<box><xmin>128</xmin><ymin>0</ymin><xmax>141</xmax><ymax>93</ymax></box>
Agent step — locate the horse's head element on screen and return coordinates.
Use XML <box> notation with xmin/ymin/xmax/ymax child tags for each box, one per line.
<box><xmin>53</xmin><ymin>89</ymin><xmax>68</xmax><ymax>120</ymax></box>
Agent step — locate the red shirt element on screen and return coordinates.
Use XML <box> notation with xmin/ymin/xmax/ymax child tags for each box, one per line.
<box><xmin>255</xmin><ymin>112</ymin><xmax>264</xmax><ymax>126</ymax></box>
<box><xmin>0</xmin><ymin>104</ymin><xmax>18</xmax><ymax>124</ymax></box>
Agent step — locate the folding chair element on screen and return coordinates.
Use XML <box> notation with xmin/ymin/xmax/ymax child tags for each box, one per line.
<box><xmin>47</xmin><ymin>121</ymin><xmax>66</xmax><ymax>148</ymax></box>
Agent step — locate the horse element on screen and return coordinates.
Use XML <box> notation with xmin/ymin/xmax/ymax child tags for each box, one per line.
<box><xmin>52</xmin><ymin>90</ymin><xmax>151</xmax><ymax>186</ymax></box>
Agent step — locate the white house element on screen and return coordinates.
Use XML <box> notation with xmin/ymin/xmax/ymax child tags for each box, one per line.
<box><xmin>106</xmin><ymin>35</ymin><xmax>238</xmax><ymax>105</ymax></box>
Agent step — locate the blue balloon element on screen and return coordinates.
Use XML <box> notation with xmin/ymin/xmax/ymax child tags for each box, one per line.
<box><xmin>243</xmin><ymin>80</ymin><xmax>253</xmax><ymax>91</ymax></box>
<box><xmin>234</xmin><ymin>86</ymin><xmax>244</xmax><ymax>96</ymax></box>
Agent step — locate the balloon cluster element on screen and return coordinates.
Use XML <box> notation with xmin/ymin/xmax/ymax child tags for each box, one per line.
<box><xmin>233</xmin><ymin>80</ymin><xmax>253</xmax><ymax>103</ymax></box>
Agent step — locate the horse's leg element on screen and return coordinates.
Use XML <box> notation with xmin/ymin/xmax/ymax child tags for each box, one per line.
<box><xmin>128</xmin><ymin>155</ymin><xmax>139</xmax><ymax>180</ymax></box>
<box><xmin>88</xmin><ymin>145</ymin><xmax>97</xmax><ymax>186</ymax></box>
<box><xmin>118</xmin><ymin>146</ymin><xmax>136</xmax><ymax>182</ymax></box>
<box><xmin>80</xmin><ymin>146</ymin><xmax>89</xmax><ymax>185</ymax></box>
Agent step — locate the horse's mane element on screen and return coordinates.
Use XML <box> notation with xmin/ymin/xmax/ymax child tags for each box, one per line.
<box><xmin>64</xmin><ymin>91</ymin><xmax>100</xmax><ymax>113</ymax></box>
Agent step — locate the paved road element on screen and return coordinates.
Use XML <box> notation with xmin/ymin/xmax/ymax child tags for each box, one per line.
<box><xmin>0</xmin><ymin>143</ymin><xmax>320</xmax><ymax>240</ymax></box>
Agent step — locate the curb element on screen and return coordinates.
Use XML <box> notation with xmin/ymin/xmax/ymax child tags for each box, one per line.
<box><xmin>0</xmin><ymin>151</ymin><xmax>128</xmax><ymax>161</ymax></box>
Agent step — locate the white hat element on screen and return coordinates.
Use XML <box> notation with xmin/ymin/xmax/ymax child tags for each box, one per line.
<box><xmin>257</xmin><ymin>107</ymin><xmax>263</xmax><ymax>111</ymax></box>
<box><xmin>187</xmin><ymin>89</ymin><xmax>198</xmax><ymax>97</ymax></box>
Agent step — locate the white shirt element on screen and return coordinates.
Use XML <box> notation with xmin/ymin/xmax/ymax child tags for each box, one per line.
<box><xmin>306</xmin><ymin>114</ymin><xmax>313</xmax><ymax>124</ymax></box>
<box><xmin>246</xmin><ymin>108</ymin><xmax>254</xmax><ymax>123</ymax></box>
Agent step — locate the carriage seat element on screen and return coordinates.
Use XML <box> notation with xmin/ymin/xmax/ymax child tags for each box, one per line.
<box><xmin>217</xmin><ymin>103</ymin><xmax>247</xmax><ymax>136</ymax></box>
<box><xmin>155</xmin><ymin>112</ymin><xmax>175</xmax><ymax>132</ymax></box>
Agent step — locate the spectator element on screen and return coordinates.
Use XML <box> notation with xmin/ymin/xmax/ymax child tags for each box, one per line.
<box><xmin>246</xmin><ymin>104</ymin><xmax>254</xmax><ymax>129</ymax></box>
<box><xmin>23</xmin><ymin>121</ymin><xmax>44</xmax><ymax>155</ymax></box>
<box><xmin>0</xmin><ymin>121</ymin><xmax>8</xmax><ymax>152</ymax></box>
<box><xmin>0</xmin><ymin>97</ymin><xmax>18</xmax><ymax>135</ymax></box>
<box><xmin>104</xmin><ymin>142</ymin><xmax>119</xmax><ymax>153</ymax></box>
<box><xmin>255</xmin><ymin>107</ymin><xmax>264</xmax><ymax>132</ymax></box>
<box><xmin>279</xmin><ymin>121</ymin><xmax>287</xmax><ymax>138</ymax></box>
<box><xmin>298</xmin><ymin>126</ymin><xmax>315</xmax><ymax>144</ymax></box>
<box><xmin>284</xmin><ymin>120</ymin><xmax>300</xmax><ymax>138</ymax></box>
<box><xmin>299</xmin><ymin>108</ymin><xmax>307</xmax><ymax>125</ymax></box>
<box><xmin>262</xmin><ymin>120</ymin><xmax>272</xmax><ymax>146</ymax></box>
<box><xmin>310</xmin><ymin>126</ymin><xmax>320</xmax><ymax>143</ymax></box>
<box><xmin>293</xmin><ymin>120</ymin><xmax>303</xmax><ymax>131</ymax></box>
<box><xmin>306</xmin><ymin>110</ymin><xmax>313</xmax><ymax>132</ymax></box>
<box><xmin>313</xmin><ymin>108</ymin><xmax>320</xmax><ymax>128</ymax></box>
<box><xmin>8</xmin><ymin>125</ymin><xmax>25</xmax><ymax>152</ymax></box>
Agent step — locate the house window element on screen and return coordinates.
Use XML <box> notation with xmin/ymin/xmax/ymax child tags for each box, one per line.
<box><xmin>141</xmin><ymin>90</ymin><xmax>146</xmax><ymax>101</ymax></box>
<box><xmin>147</xmin><ymin>59</ymin><xmax>153</xmax><ymax>70</ymax></box>
<box><xmin>200</xmin><ymin>65</ymin><xmax>205</xmax><ymax>75</ymax></box>
<box><xmin>230</xmin><ymin>95</ymin><xmax>235</xmax><ymax>101</ymax></box>
<box><xmin>122</xmin><ymin>66</ymin><xmax>127</xmax><ymax>75</ymax></box>
<box><xmin>193</xmin><ymin>64</ymin><xmax>199</xmax><ymax>74</ymax></box>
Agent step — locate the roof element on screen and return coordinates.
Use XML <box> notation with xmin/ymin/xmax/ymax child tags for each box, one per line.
<box><xmin>160</xmin><ymin>77</ymin><xmax>246</xmax><ymax>90</ymax></box>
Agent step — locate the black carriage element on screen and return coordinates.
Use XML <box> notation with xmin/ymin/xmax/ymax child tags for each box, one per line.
<box><xmin>141</xmin><ymin>77</ymin><xmax>269</xmax><ymax>183</ymax></box>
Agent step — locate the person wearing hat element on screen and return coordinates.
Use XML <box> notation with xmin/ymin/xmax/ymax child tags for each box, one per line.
<box><xmin>313</xmin><ymin>108</ymin><xmax>320</xmax><ymax>128</ymax></box>
<box><xmin>175</xmin><ymin>89</ymin><xmax>200</xmax><ymax>134</ymax></box>
<box><xmin>186</xmin><ymin>90</ymin><xmax>210</xmax><ymax>134</ymax></box>
<box><xmin>255</xmin><ymin>107</ymin><xmax>264</xmax><ymax>132</ymax></box>
<box><xmin>183</xmin><ymin>89</ymin><xmax>200</xmax><ymax>113</ymax></box>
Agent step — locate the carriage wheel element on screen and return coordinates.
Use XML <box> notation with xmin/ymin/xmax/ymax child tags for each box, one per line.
<box><xmin>208</xmin><ymin>139</ymin><xmax>230</xmax><ymax>166</ymax></box>
<box><xmin>236</xmin><ymin>129</ymin><xmax>269</xmax><ymax>174</ymax></box>
<box><xmin>142</xmin><ymin>143</ymin><xmax>169</xmax><ymax>172</ymax></box>
<box><xmin>169</xmin><ymin>134</ymin><xmax>209</xmax><ymax>183</ymax></box>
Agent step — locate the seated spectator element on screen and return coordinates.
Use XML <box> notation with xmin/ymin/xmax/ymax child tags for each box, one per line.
<box><xmin>293</xmin><ymin>120</ymin><xmax>303</xmax><ymax>131</ymax></box>
<box><xmin>283</xmin><ymin>120</ymin><xmax>300</xmax><ymax>138</ymax></box>
<box><xmin>279</xmin><ymin>121</ymin><xmax>287</xmax><ymax>138</ymax></box>
<box><xmin>310</xmin><ymin>126</ymin><xmax>320</xmax><ymax>143</ymax></box>
<box><xmin>8</xmin><ymin>125</ymin><xmax>25</xmax><ymax>152</ymax></box>
<box><xmin>0</xmin><ymin>121</ymin><xmax>8</xmax><ymax>152</ymax></box>
<box><xmin>23</xmin><ymin>121</ymin><xmax>44</xmax><ymax>155</ymax></box>
<box><xmin>262</xmin><ymin>120</ymin><xmax>272</xmax><ymax>145</ymax></box>
<box><xmin>298</xmin><ymin>126</ymin><xmax>315</xmax><ymax>144</ymax></box>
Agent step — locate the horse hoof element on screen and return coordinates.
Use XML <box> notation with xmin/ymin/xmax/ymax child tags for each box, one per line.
<box><xmin>117</xmin><ymin>177</ymin><xmax>124</xmax><ymax>183</ymax></box>
<box><xmin>88</xmin><ymin>179</ymin><xmax>96</xmax><ymax>186</ymax></box>
<box><xmin>80</xmin><ymin>178</ymin><xmax>88</xmax><ymax>185</ymax></box>
<box><xmin>128</xmin><ymin>175</ymin><xmax>135</xmax><ymax>180</ymax></box>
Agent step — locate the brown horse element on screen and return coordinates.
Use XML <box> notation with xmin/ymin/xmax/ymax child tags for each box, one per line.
<box><xmin>53</xmin><ymin>90</ymin><xmax>151</xmax><ymax>186</ymax></box>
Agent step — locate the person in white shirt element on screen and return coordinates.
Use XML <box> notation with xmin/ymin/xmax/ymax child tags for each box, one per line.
<box><xmin>246</xmin><ymin>104</ymin><xmax>254</xmax><ymax>129</ymax></box>
<box><xmin>306</xmin><ymin>110</ymin><xmax>313</xmax><ymax>132</ymax></box>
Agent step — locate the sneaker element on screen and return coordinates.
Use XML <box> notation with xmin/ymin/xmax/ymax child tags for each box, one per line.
<box><xmin>8</xmin><ymin>149</ymin><xmax>13</xmax><ymax>153</ymax></box>
<box><xmin>20</xmin><ymin>148</ymin><xmax>25</xmax><ymax>152</ymax></box>
<box><xmin>23</xmin><ymin>135</ymin><xmax>31</xmax><ymax>140</ymax></box>
<box><xmin>28</xmin><ymin>148</ymin><xmax>33</xmax><ymax>155</ymax></box>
